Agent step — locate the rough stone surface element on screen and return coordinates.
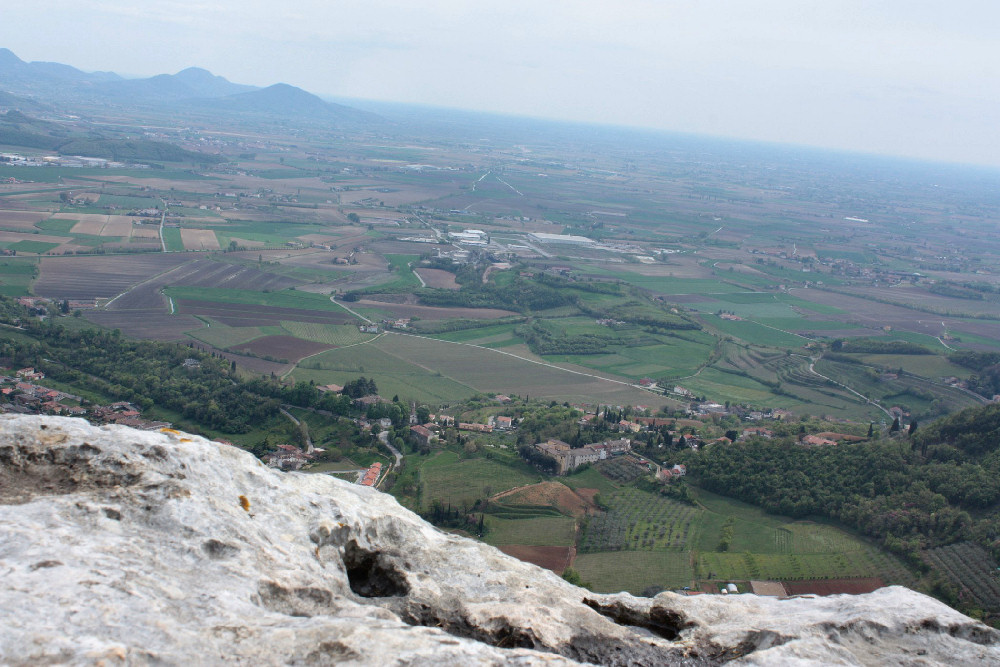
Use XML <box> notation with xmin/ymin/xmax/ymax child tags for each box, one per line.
<box><xmin>1</xmin><ymin>414</ymin><xmax>998</xmax><ymax>666</ymax></box>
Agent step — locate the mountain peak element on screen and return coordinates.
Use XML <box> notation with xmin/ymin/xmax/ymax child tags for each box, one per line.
<box><xmin>174</xmin><ymin>66</ymin><xmax>222</xmax><ymax>83</ymax></box>
<box><xmin>0</xmin><ymin>48</ymin><xmax>25</xmax><ymax>67</ymax></box>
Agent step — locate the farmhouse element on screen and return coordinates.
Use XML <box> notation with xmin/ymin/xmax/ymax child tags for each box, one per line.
<box><xmin>265</xmin><ymin>444</ymin><xmax>311</xmax><ymax>471</ymax></box>
<box><xmin>409</xmin><ymin>425</ymin><xmax>436</xmax><ymax>448</ymax></box>
<box><xmin>458</xmin><ymin>422</ymin><xmax>493</xmax><ymax>433</ymax></box>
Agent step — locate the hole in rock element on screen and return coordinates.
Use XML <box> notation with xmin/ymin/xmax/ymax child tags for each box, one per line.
<box><xmin>343</xmin><ymin>540</ymin><xmax>409</xmax><ymax>598</ymax></box>
<box><xmin>582</xmin><ymin>598</ymin><xmax>685</xmax><ymax>640</ymax></box>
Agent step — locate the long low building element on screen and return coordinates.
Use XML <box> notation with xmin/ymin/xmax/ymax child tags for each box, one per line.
<box><xmin>528</xmin><ymin>232</ymin><xmax>596</xmax><ymax>245</ymax></box>
<box><xmin>534</xmin><ymin>438</ymin><xmax>631</xmax><ymax>475</ymax></box>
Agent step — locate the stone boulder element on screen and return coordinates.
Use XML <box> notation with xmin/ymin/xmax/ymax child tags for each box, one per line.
<box><xmin>1</xmin><ymin>414</ymin><xmax>997</xmax><ymax>665</ymax></box>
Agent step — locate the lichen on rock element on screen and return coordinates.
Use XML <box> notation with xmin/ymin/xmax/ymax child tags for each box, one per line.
<box><xmin>1</xmin><ymin>414</ymin><xmax>998</xmax><ymax>666</ymax></box>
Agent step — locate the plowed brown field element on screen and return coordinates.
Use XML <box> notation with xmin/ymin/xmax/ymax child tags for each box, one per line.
<box><xmin>497</xmin><ymin>545</ymin><xmax>573</xmax><ymax>574</ymax></box>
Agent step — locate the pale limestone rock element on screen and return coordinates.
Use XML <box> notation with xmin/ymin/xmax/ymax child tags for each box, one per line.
<box><xmin>0</xmin><ymin>414</ymin><xmax>997</xmax><ymax>666</ymax></box>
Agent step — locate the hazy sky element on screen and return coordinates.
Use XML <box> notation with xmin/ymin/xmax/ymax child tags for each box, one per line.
<box><xmin>3</xmin><ymin>1</ymin><xmax>999</xmax><ymax>165</ymax></box>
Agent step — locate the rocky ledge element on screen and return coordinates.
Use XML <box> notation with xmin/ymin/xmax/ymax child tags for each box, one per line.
<box><xmin>1</xmin><ymin>414</ymin><xmax>998</xmax><ymax>665</ymax></box>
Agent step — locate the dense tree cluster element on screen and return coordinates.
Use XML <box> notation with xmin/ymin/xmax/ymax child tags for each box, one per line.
<box><xmin>416</xmin><ymin>276</ymin><xmax>575</xmax><ymax>312</ymax></box>
<box><xmin>688</xmin><ymin>403</ymin><xmax>1000</xmax><ymax>567</ymax></box>
<box><xmin>515</xmin><ymin>321</ymin><xmax>615</xmax><ymax>355</ymax></box>
<box><xmin>0</xmin><ymin>322</ymin><xmax>278</xmax><ymax>433</ymax></box>
<box><xmin>951</xmin><ymin>351</ymin><xmax>1000</xmax><ymax>398</ymax></box>
<box><xmin>341</xmin><ymin>377</ymin><xmax>378</xmax><ymax>398</ymax></box>
<box><xmin>831</xmin><ymin>338</ymin><xmax>934</xmax><ymax>355</ymax></box>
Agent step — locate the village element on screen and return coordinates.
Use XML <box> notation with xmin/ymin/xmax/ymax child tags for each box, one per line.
<box><xmin>0</xmin><ymin>366</ymin><xmax>170</xmax><ymax>430</ymax></box>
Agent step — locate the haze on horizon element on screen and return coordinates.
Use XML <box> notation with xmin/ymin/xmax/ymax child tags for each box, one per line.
<box><xmin>2</xmin><ymin>0</ymin><xmax>998</xmax><ymax>168</ymax></box>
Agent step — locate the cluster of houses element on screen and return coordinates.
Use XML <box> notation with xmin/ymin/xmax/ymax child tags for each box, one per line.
<box><xmin>0</xmin><ymin>368</ymin><xmax>169</xmax><ymax>430</ymax></box>
<box><xmin>16</xmin><ymin>296</ymin><xmax>96</xmax><ymax>313</ymax></box>
<box><xmin>359</xmin><ymin>462</ymin><xmax>382</xmax><ymax>487</ymax></box>
<box><xmin>264</xmin><ymin>444</ymin><xmax>313</xmax><ymax>471</ymax></box>
<box><xmin>534</xmin><ymin>438</ymin><xmax>633</xmax><ymax>475</ymax></box>
<box><xmin>406</xmin><ymin>411</ymin><xmax>517</xmax><ymax>449</ymax></box>
<box><xmin>657</xmin><ymin>464</ymin><xmax>687</xmax><ymax>482</ymax></box>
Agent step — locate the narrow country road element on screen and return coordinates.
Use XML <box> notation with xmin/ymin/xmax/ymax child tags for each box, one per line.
<box><xmin>280</xmin><ymin>407</ymin><xmax>313</xmax><ymax>453</ymax></box>
<box><xmin>158</xmin><ymin>200</ymin><xmax>168</xmax><ymax>252</ymax></box>
<box><xmin>805</xmin><ymin>358</ymin><xmax>891</xmax><ymax>417</ymax></box>
<box><xmin>378</xmin><ymin>429</ymin><xmax>403</xmax><ymax>467</ymax></box>
<box><xmin>330</xmin><ymin>296</ymin><xmax>373</xmax><ymax>324</ymax></box>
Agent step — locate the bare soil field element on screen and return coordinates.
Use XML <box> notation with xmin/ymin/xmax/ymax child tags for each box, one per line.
<box><xmin>102</xmin><ymin>217</ymin><xmax>135</xmax><ymax>236</ymax></box>
<box><xmin>493</xmin><ymin>481</ymin><xmax>597</xmax><ymax>517</ymax></box>
<box><xmin>355</xmin><ymin>298</ymin><xmax>516</xmax><ymax>321</ymax></box>
<box><xmin>130</xmin><ymin>225</ymin><xmax>161</xmax><ymax>240</ymax></box>
<box><xmin>84</xmin><ymin>311</ymin><xmax>204</xmax><ymax>341</ymax></box>
<box><xmin>230</xmin><ymin>335</ymin><xmax>333</xmax><ymax>362</ymax></box>
<box><xmin>496</xmin><ymin>545</ymin><xmax>572</xmax><ymax>574</ymax></box>
<box><xmin>414</xmin><ymin>268</ymin><xmax>459</xmax><ymax>289</ymax></box>
<box><xmin>180</xmin><ymin>229</ymin><xmax>221</xmax><ymax>250</ymax></box>
<box><xmin>105</xmin><ymin>279</ymin><xmax>170</xmax><ymax>312</ymax></box>
<box><xmin>783</xmin><ymin>578</ymin><xmax>884</xmax><ymax>596</ymax></box>
<box><xmin>69</xmin><ymin>219</ymin><xmax>106</xmax><ymax>235</ymax></box>
<box><xmin>177</xmin><ymin>300</ymin><xmax>354</xmax><ymax>327</ymax></box>
<box><xmin>167</xmin><ymin>260</ymin><xmax>301</xmax><ymax>291</ymax></box>
<box><xmin>33</xmin><ymin>254</ymin><xmax>192</xmax><ymax>299</ymax></box>
<box><xmin>107</xmin><ymin>259</ymin><xmax>303</xmax><ymax>298</ymax></box>
<box><xmin>0</xmin><ymin>210</ymin><xmax>48</xmax><ymax>229</ymax></box>
<box><xmin>62</xmin><ymin>213</ymin><xmax>112</xmax><ymax>225</ymax></box>
<box><xmin>370</xmin><ymin>240</ymin><xmax>441</xmax><ymax>255</ymax></box>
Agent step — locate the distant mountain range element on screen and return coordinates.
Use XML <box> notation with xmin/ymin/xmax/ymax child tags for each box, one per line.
<box><xmin>0</xmin><ymin>48</ymin><xmax>378</xmax><ymax>126</ymax></box>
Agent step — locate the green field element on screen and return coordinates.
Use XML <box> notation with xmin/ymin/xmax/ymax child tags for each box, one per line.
<box><xmin>704</xmin><ymin>315</ymin><xmax>809</xmax><ymax>348</ymax></box>
<box><xmin>419</xmin><ymin>451</ymin><xmax>539</xmax><ymax>511</ymax></box>
<box><xmin>368</xmin><ymin>333</ymin><xmax>667</xmax><ymax>406</ymax></box>
<box><xmin>164</xmin><ymin>286</ymin><xmax>352</xmax><ymax>312</ymax></box>
<box><xmin>279</xmin><ymin>321</ymin><xmax>374</xmax><ymax>346</ymax></box>
<box><xmin>380</xmin><ymin>254</ymin><xmax>422</xmax><ymax>290</ymax></box>
<box><xmin>484</xmin><ymin>516</ymin><xmax>577</xmax><ymax>547</ymax></box>
<box><xmin>426</xmin><ymin>321</ymin><xmax>525</xmax><ymax>347</ymax></box>
<box><xmin>5</xmin><ymin>240</ymin><xmax>59</xmax><ymax>254</ymax></box>
<box><xmin>185</xmin><ymin>322</ymin><xmax>264</xmax><ymax>348</ymax></box>
<box><xmin>162</xmin><ymin>227</ymin><xmax>184</xmax><ymax>251</ymax></box>
<box><xmin>545</xmin><ymin>333</ymin><xmax>715</xmax><ymax>380</ymax></box>
<box><xmin>212</xmin><ymin>220</ymin><xmax>331</xmax><ymax>248</ymax></box>
<box><xmin>97</xmin><ymin>194</ymin><xmax>161</xmax><ymax>209</ymax></box>
<box><xmin>557</xmin><ymin>482</ymin><xmax>918</xmax><ymax>594</ymax></box>
<box><xmin>697</xmin><ymin>551</ymin><xmax>888</xmax><ymax>581</ymax></box>
<box><xmin>580</xmin><ymin>487</ymin><xmax>701</xmax><ymax>552</ymax></box>
<box><xmin>34</xmin><ymin>218</ymin><xmax>77</xmax><ymax>233</ymax></box>
<box><xmin>754</xmin><ymin>317</ymin><xmax>860</xmax><ymax>332</ymax></box>
<box><xmin>292</xmin><ymin>342</ymin><xmax>477</xmax><ymax>403</ymax></box>
<box><xmin>573</xmin><ymin>551</ymin><xmax>694</xmax><ymax>594</ymax></box>
<box><xmin>852</xmin><ymin>353</ymin><xmax>970</xmax><ymax>377</ymax></box>
<box><xmin>586</xmin><ymin>268</ymin><xmax>743</xmax><ymax>295</ymax></box>
<box><xmin>559</xmin><ymin>466</ymin><xmax>620</xmax><ymax>495</ymax></box>
<box><xmin>0</xmin><ymin>260</ymin><xmax>37</xmax><ymax>296</ymax></box>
